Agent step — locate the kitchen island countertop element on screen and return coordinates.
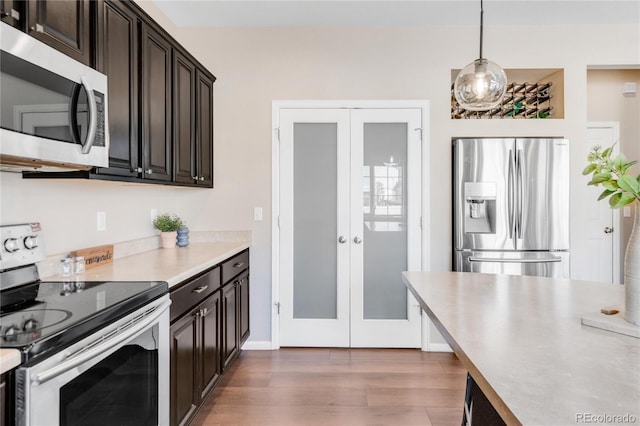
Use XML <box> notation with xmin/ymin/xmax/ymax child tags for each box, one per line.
<box><xmin>402</xmin><ymin>271</ymin><xmax>640</xmax><ymax>425</ymax></box>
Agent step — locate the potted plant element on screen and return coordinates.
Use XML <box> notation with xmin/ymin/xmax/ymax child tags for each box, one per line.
<box><xmin>583</xmin><ymin>144</ymin><xmax>640</xmax><ymax>325</ymax></box>
<box><xmin>153</xmin><ymin>213</ymin><xmax>184</xmax><ymax>249</ymax></box>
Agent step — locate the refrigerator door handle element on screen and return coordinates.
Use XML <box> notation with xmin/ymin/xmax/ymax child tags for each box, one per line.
<box><xmin>469</xmin><ymin>256</ymin><xmax>562</xmax><ymax>264</ymax></box>
<box><xmin>516</xmin><ymin>148</ymin><xmax>523</xmax><ymax>239</ymax></box>
<box><xmin>508</xmin><ymin>149</ymin><xmax>515</xmax><ymax>241</ymax></box>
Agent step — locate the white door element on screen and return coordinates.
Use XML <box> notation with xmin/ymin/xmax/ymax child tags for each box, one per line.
<box><xmin>278</xmin><ymin>106</ymin><xmax>423</xmax><ymax>348</ymax></box>
<box><xmin>278</xmin><ymin>109</ymin><xmax>351</xmax><ymax>346</ymax></box>
<box><xmin>349</xmin><ymin>109</ymin><xmax>422</xmax><ymax>347</ymax></box>
<box><xmin>574</xmin><ymin>123</ymin><xmax>620</xmax><ymax>283</ymax></box>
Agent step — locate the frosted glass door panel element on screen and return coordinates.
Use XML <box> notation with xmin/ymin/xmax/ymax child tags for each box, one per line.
<box><xmin>362</xmin><ymin>123</ymin><xmax>408</xmax><ymax>320</ymax></box>
<box><xmin>293</xmin><ymin>123</ymin><xmax>338</xmax><ymax>319</ymax></box>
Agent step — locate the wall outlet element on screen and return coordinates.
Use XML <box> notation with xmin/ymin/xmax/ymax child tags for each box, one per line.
<box><xmin>97</xmin><ymin>212</ymin><xmax>106</xmax><ymax>231</ymax></box>
<box><xmin>151</xmin><ymin>208</ymin><xmax>158</xmax><ymax>223</ymax></box>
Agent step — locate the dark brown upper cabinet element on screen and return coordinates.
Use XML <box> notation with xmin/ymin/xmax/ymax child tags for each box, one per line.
<box><xmin>141</xmin><ymin>23</ymin><xmax>172</xmax><ymax>182</ymax></box>
<box><xmin>196</xmin><ymin>70</ymin><xmax>214</xmax><ymax>187</ymax></box>
<box><xmin>173</xmin><ymin>51</ymin><xmax>197</xmax><ymax>185</ymax></box>
<box><xmin>95</xmin><ymin>0</ymin><xmax>139</xmax><ymax>177</ymax></box>
<box><xmin>27</xmin><ymin>0</ymin><xmax>92</xmax><ymax>66</ymax></box>
<box><xmin>173</xmin><ymin>51</ymin><xmax>214</xmax><ymax>188</ymax></box>
<box><xmin>1</xmin><ymin>0</ymin><xmax>23</xmax><ymax>28</ymax></box>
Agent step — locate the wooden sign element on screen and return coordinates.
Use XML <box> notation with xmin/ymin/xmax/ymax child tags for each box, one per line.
<box><xmin>70</xmin><ymin>244</ymin><xmax>114</xmax><ymax>270</ymax></box>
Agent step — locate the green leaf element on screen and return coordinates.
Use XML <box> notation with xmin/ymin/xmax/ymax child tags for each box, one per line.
<box><xmin>621</xmin><ymin>160</ymin><xmax>638</xmax><ymax>174</ymax></box>
<box><xmin>588</xmin><ymin>172</ymin><xmax>612</xmax><ymax>185</ymax></box>
<box><xmin>582</xmin><ymin>164</ymin><xmax>597</xmax><ymax>175</ymax></box>
<box><xmin>608</xmin><ymin>192</ymin><xmax>622</xmax><ymax>208</ymax></box>
<box><xmin>613</xmin><ymin>193</ymin><xmax>637</xmax><ymax>208</ymax></box>
<box><xmin>618</xmin><ymin>175</ymin><xmax>640</xmax><ymax>194</ymax></box>
<box><xmin>597</xmin><ymin>189</ymin><xmax>616</xmax><ymax>201</ymax></box>
<box><xmin>602</xmin><ymin>146</ymin><xmax>612</xmax><ymax>159</ymax></box>
<box><xmin>602</xmin><ymin>180</ymin><xmax>619</xmax><ymax>191</ymax></box>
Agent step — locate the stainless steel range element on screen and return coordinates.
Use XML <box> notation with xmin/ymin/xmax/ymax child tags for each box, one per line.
<box><xmin>0</xmin><ymin>223</ymin><xmax>170</xmax><ymax>426</ymax></box>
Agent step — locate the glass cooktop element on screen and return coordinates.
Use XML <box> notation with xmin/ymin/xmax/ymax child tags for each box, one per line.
<box><xmin>0</xmin><ymin>280</ymin><xmax>168</xmax><ymax>364</ymax></box>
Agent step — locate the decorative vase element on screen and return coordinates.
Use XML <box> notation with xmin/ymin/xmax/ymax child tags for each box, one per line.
<box><xmin>624</xmin><ymin>204</ymin><xmax>640</xmax><ymax>325</ymax></box>
<box><xmin>176</xmin><ymin>227</ymin><xmax>190</xmax><ymax>247</ymax></box>
<box><xmin>160</xmin><ymin>231</ymin><xmax>177</xmax><ymax>249</ymax></box>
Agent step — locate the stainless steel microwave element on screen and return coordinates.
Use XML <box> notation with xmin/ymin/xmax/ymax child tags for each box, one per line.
<box><xmin>0</xmin><ymin>22</ymin><xmax>109</xmax><ymax>171</ymax></box>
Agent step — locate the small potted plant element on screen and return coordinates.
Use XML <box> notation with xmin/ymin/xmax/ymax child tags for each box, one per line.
<box><xmin>153</xmin><ymin>213</ymin><xmax>184</xmax><ymax>249</ymax></box>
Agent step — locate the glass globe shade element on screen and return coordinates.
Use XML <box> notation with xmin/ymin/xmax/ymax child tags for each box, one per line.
<box><xmin>454</xmin><ymin>58</ymin><xmax>507</xmax><ymax>111</ymax></box>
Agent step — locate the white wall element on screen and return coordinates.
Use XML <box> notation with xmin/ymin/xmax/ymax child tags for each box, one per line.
<box><xmin>2</xmin><ymin>3</ymin><xmax>639</xmax><ymax>345</ymax></box>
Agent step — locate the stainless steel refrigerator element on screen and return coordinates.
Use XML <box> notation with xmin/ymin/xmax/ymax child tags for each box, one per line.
<box><xmin>453</xmin><ymin>137</ymin><xmax>570</xmax><ymax>278</ymax></box>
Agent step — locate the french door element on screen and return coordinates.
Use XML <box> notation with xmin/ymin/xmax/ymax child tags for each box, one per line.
<box><xmin>277</xmin><ymin>106</ymin><xmax>423</xmax><ymax>348</ymax></box>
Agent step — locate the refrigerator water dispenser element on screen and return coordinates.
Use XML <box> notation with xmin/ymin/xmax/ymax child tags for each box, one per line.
<box><xmin>464</xmin><ymin>182</ymin><xmax>496</xmax><ymax>234</ymax></box>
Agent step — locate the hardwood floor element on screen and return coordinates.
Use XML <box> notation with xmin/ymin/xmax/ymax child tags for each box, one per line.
<box><xmin>191</xmin><ymin>348</ymin><xmax>468</xmax><ymax>426</ymax></box>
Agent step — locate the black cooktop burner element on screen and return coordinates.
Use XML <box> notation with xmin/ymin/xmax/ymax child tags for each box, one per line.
<box><xmin>0</xmin><ymin>280</ymin><xmax>168</xmax><ymax>365</ymax></box>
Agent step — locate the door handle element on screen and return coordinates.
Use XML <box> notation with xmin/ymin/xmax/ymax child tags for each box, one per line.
<box><xmin>353</xmin><ymin>236</ymin><xmax>362</xmax><ymax>244</ymax></box>
<box><xmin>338</xmin><ymin>236</ymin><xmax>347</xmax><ymax>244</ymax></box>
<box><xmin>79</xmin><ymin>76</ymin><xmax>98</xmax><ymax>154</ymax></box>
<box><xmin>604</xmin><ymin>227</ymin><xmax>614</xmax><ymax>234</ymax></box>
<box><xmin>469</xmin><ymin>256</ymin><xmax>561</xmax><ymax>264</ymax></box>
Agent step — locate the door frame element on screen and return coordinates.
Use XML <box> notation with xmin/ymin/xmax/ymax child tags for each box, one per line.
<box><xmin>585</xmin><ymin>121</ymin><xmax>621</xmax><ymax>283</ymax></box>
<box><xmin>271</xmin><ymin>100</ymin><xmax>431</xmax><ymax>349</ymax></box>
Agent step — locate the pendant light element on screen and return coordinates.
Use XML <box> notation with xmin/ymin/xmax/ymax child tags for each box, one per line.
<box><xmin>453</xmin><ymin>0</ymin><xmax>507</xmax><ymax>111</ymax></box>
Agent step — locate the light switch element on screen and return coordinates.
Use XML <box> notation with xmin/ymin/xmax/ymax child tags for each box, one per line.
<box><xmin>623</xmin><ymin>206</ymin><xmax>631</xmax><ymax>218</ymax></box>
<box><xmin>97</xmin><ymin>212</ymin><xmax>106</xmax><ymax>231</ymax></box>
<box><xmin>254</xmin><ymin>207</ymin><xmax>263</xmax><ymax>221</ymax></box>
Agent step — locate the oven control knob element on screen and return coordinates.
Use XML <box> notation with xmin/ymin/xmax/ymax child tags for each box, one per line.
<box><xmin>24</xmin><ymin>235</ymin><xmax>38</xmax><ymax>250</ymax></box>
<box><xmin>3</xmin><ymin>325</ymin><xmax>19</xmax><ymax>342</ymax></box>
<box><xmin>4</xmin><ymin>237</ymin><xmax>20</xmax><ymax>253</ymax></box>
<box><xmin>23</xmin><ymin>318</ymin><xmax>39</xmax><ymax>331</ymax></box>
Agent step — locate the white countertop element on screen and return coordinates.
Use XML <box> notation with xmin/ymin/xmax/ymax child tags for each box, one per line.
<box><xmin>43</xmin><ymin>241</ymin><xmax>250</xmax><ymax>288</ymax></box>
<box><xmin>1</xmin><ymin>241</ymin><xmax>250</xmax><ymax>374</ymax></box>
<box><xmin>402</xmin><ymin>271</ymin><xmax>640</xmax><ymax>425</ymax></box>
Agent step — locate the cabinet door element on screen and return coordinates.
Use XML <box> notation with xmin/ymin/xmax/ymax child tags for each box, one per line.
<box><xmin>141</xmin><ymin>23</ymin><xmax>172</xmax><ymax>182</ymax></box>
<box><xmin>170</xmin><ymin>311</ymin><xmax>198</xmax><ymax>426</ymax></box>
<box><xmin>238</xmin><ymin>274</ymin><xmax>250</xmax><ymax>345</ymax></box>
<box><xmin>27</xmin><ymin>0</ymin><xmax>92</xmax><ymax>65</ymax></box>
<box><xmin>1</xmin><ymin>0</ymin><xmax>23</xmax><ymax>28</ymax></box>
<box><xmin>173</xmin><ymin>51</ymin><xmax>197</xmax><ymax>185</ymax></box>
<box><xmin>222</xmin><ymin>283</ymin><xmax>238</xmax><ymax>370</ymax></box>
<box><xmin>196</xmin><ymin>70</ymin><xmax>214</xmax><ymax>187</ymax></box>
<box><xmin>95</xmin><ymin>0</ymin><xmax>138</xmax><ymax>177</ymax></box>
<box><xmin>199</xmin><ymin>292</ymin><xmax>221</xmax><ymax>399</ymax></box>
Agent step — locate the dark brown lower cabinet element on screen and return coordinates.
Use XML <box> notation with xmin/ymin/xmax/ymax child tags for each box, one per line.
<box><xmin>170</xmin><ymin>309</ymin><xmax>198</xmax><ymax>426</ymax></box>
<box><xmin>222</xmin><ymin>282</ymin><xmax>238</xmax><ymax>370</ymax></box>
<box><xmin>170</xmin><ymin>250</ymin><xmax>249</xmax><ymax>426</ymax></box>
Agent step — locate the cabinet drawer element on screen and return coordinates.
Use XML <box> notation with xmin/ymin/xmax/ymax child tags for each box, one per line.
<box><xmin>221</xmin><ymin>250</ymin><xmax>249</xmax><ymax>283</ymax></box>
<box><xmin>170</xmin><ymin>267</ymin><xmax>220</xmax><ymax>322</ymax></box>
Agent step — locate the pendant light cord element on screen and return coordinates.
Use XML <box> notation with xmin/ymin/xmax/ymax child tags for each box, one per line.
<box><xmin>479</xmin><ymin>0</ymin><xmax>484</xmax><ymax>59</ymax></box>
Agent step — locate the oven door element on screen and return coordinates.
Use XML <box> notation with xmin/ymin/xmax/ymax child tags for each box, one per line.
<box><xmin>16</xmin><ymin>295</ymin><xmax>170</xmax><ymax>426</ymax></box>
<box><xmin>0</xmin><ymin>22</ymin><xmax>108</xmax><ymax>171</ymax></box>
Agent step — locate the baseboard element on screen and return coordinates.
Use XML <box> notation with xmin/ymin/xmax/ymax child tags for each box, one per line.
<box><xmin>241</xmin><ymin>340</ymin><xmax>274</xmax><ymax>350</ymax></box>
<box><xmin>425</xmin><ymin>343</ymin><xmax>453</xmax><ymax>352</ymax></box>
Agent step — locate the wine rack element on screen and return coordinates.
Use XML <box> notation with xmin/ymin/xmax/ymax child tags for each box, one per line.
<box><xmin>451</xmin><ymin>82</ymin><xmax>554</xmax><ymax>119</ymax></box>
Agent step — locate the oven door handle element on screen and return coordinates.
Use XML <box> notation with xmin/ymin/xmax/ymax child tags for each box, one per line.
<box><xmin>32</xmin><ymin>298</ymin><xmax>171</xmax><ymax>386</ymax></box>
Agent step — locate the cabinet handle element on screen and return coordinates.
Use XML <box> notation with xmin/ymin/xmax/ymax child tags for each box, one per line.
<box><xmin>146</xmin><ymin>169</ymin><xmax>153</xmax><ymax>174</ymax></box>
<box><xmin>31</xmin><ymin>23</ymin><xmax>44</xmax><ymax>33</ymax></box>
<box><xmin>202</xmin><ymin>307</ymin><xmax>208</xmax><ymax>316</ymax></box>
<box><xmin>233</xmin><ymin>262</ymin><xmax>244</xmax><ymax>268</ymax></box>
<box><xmin>134</xmin><ymin>167</ymin><xmax>143</xmax><ymax>173</ymax></box>
<box><xmin>194</xmin><ymin>310</ymin><xmax>201</xmax><ymax>317</ymax></box>
<box><xmin>10</xmin><ymin>8</ymin><xmax>19</xmax><ymax>20</ymax></box>
<box><xmin>192</xmin><ymin>176</ymin><xmax>198</xmax><ymax>181</ymax></box>
<box><xmin>192</xmin><ymin>285</ymin><xmax>209</xmax><ymax>294</ymax></box>
<box><xmin>199</xmin><ymin>177</ymin><xmax>205</xmax><ymax>181</ymax></box>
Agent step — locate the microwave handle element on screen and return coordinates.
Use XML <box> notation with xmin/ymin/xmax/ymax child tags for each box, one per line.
<box><xmin>79</xmin><ymin>76</ymin><xmax>97</xmax><ymax>154</ymax></box>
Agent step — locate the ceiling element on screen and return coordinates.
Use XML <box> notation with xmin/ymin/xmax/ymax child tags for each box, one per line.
<box><xmin>152</xmin><ymin>0</ymin><xmax>640</xmax><ymax>28</ymax></box>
